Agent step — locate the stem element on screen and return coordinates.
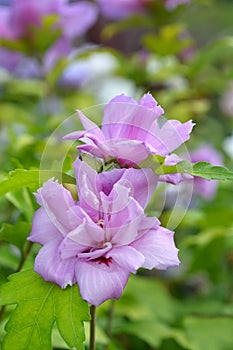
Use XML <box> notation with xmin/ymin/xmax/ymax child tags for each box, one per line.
<box><xmin>90</xmin><ymin>305</ymin><xmax>96</xmax><ymax>350</ymax></box>
<box><xmin>16</xmin><ymin>241</ymin><xmax>33</xmax><ymax>272</ymax></box>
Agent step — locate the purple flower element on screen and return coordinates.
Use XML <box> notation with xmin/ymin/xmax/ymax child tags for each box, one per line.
<box><xmin>96</xmin><ymin>0</ymin><xmax>147</xmax><ymax>20</ymax></box>
<box><xmin>190</xmin><ymin>144</ymin><xmax>223</xmax><ymax>200</ymax></box>
<box><xmin>0</xmin><ymin>0</ymin><xmax>98</xmax><ymax>40</ymax></box>
<box><xmin>29</xmin><ymin>160</ymin><xmax>179</xmax><ymax>306</ymax></box>
<box><xmin>64</xmin><ymin>93</ymin><xmax>194</xmax><ymax>168</ymax></box>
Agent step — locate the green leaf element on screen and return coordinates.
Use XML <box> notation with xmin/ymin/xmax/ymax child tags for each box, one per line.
<box><xmin>184</xmin><ymin>316</ymin><xmax>233</xmax><ymax>350</ymax></box>
<box><xmin>188</xmin><ymin>161</ymin><xmax>233</xmax><ymax>180</ymax></box>
<box><xmin>0</xmin><ymin>169</ymin><xmax>76</xmax><ymax>198</ymax></box>
<box><xmin>145</xmin><ymin>158</ymin><xmax>233</xmax><ymax>180</ymax></box>
<box><xmin>0</xmin><ymin>269</ymin><xmax>90</xmax><ymax>350</ymax></box>
<box><xmin>6</xmin><ymin>188</ymin><xmax>35</xmax><ymax>222</ymax></box>
<box><xmin>0</xmin><ymin>222</ymin><xmax>31</xmax><ymax>251</ymax></box>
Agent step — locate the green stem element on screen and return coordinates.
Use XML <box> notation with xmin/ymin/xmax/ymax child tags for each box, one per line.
<box><xmin>16</xmin><ymin>241</ymin><xmax>33</xmax><ymax>272</ymax></box>
<box><xmin>90</xmin><ymin>305</ymin><xmax>96</xmax><ymax>350</ymax></box>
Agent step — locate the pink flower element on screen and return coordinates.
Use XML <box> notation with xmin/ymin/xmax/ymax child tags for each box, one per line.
<box><xmin>96</xmin><ymin>0</ymin><xmax>147</xmax><ymax>20</ymax></box>
<box><xmin>0</xmin><ymin>0</ymin><xmax>98</xmax><ymax>40</ymax></box>
<box><xmin>29</xmin><ymin>160</ymin><xmax>179</xmax><ymax>306</ymax></box>
<box><xmin>64</xmin><ymin>93</ymin><xmax>194</xmax><ymax>168</ymax></box>
<box><xmin>190</xmin><ymin>144</ymin><xmax>223</xmax><ymax>200</ymax></box>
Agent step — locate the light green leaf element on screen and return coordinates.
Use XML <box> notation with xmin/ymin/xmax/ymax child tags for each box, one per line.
<box><xmin>0</xmin><ymin>269</ymin><xmax>90</xmax><ymax>350</ymax></box>
<box><xmin>0</xmin><ymin>169</ymin><xmax>76</xmax><ymax>198</ymax></box>
<box><xmin>184</xmin><ymin>316</ymin><xmax>233</xmax><ymax>350</ymax></box>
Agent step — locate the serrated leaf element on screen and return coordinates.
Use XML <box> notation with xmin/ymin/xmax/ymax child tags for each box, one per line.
<box><xmin>0</xmin><ymin>269</ymin><xmax>90</xmax><ymax>350</ymax></box>
<box><xmin>148</xmin><ymin>158</ymin><xmax>233</xmax><ymax>180</ymax></box>
<box><xmin>0</xmin><ymin>169</ymin><xmax>76</xmax><ymax>198</ymax></box>
<box><xmin>0</xmin><ymin>222</ymin><xmax>31</xmax><ymax>251</ymax></box>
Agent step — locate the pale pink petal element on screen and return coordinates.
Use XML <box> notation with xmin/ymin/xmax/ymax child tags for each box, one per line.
<box><xmin>108</xmin><ymin>139</ymin><xmax>151</xmax><ymax>166</ymax></box>
<box><xmin>73</xmin><ymin>158</ymin><xmax>101</xmax><ymax>220</ymax></box>
<box><xmin>78</xmin><ymin>242</ymin><xmax>112</xmax><ymax>259</ymax></box>
<box><xmin>102</xmin><ymin>94</ymin><xmax>137</xmax><ymax>137</ymax></box>
<box><xmin>107</xmin><ymin>246</ymin><xmax>145</xmax><ymax>273</ymax></box>
<box><xmin>59</xmin><ymin>235</ymin><xmax>88</xmax><ymax>260</ymax></box>
<box><xmin>75</xmin><ymin>258</ymin><xmax>129</xmax><ymax>306</ymax></box>
<box><xmin>62</xmin><ymin>218</ymin><xmax>104</xmax><ymax>249</ymax></box>
<box><xmin>148</xmin><ymin>120</ymin><xmax>195</xmax><ymax>155</ymax></box>
<box><xmin>34</xmin><ymin>239</ymin><xmax>77</xmax><ymax>288</ymax></box>
<box><xmin>28</xmin><ymin>207</ymin><xmax>61</xmax><ymax>245</ymax></box>
<box><xmin>131</xmin><ymin>227</ymin><xmax>180</xmax><ymax>270</ymax></box>
<box><xmin>36</xmin><ymin>179</ymin><xmax>82</xmax><ymax>235</ymax></box>
<box><xmin>118</xmin><ymin>167</ymin><xmax>158</xmax><ymax>208</ymax></box>
<box><xmin>77</xmin><ymin>110</ymin><xmax>105</xmax><ymax>141</ymax></box>
<box><xmin>138</xmin><ymin>93</ymin><xmax>164</xmax><ymax>117</ymax></box>
<box><xmin>99</xmin><ymin>167</ymin><xmax>158</xmax><ymax>208</ymax></box>
<box><xmin>100</xmin><ymin>183</ymin><xmax>144</xmax><ymax>229</ymax></box>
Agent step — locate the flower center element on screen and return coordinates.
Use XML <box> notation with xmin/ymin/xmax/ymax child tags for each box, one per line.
<box><xmin>91</xmin><ymin>256</ymin><xmax>112</xmax><ymax>267</ymax></box>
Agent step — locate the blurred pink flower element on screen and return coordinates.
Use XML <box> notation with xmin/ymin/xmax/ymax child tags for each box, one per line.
<box><xmin>29</xmin><ymin>160</ymin><xmax>179</xmax><ymax>306</ymax></box>
<box><xmin>190</xmin><ymin>144</ymin><xmax>223</xmax><ymax>200</ymax></box>
<box><xmin>96</xmin><ymin>0</ymin><xmax>147</xmax><ymax>20</ymax></box>
<box><xmin>0</xmin><ymin>0</ymin><xmax>98</xmax><ymax>40</ymax></box>
<box><xmin>64</xmin><ymin>93</ymin><xmax>194</xmax><ymax>168</ymax></box>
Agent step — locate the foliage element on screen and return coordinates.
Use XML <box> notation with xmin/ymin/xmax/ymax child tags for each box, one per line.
<box><xmin>0</xmin><ymin>0</ymin><xmax>233</xmax><ymax>349</ymax></box>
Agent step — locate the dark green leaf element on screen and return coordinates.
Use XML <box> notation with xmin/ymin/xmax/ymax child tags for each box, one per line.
<box><xmin>0</xmin><ymin>269</ymin><xmax>90</xmax><ymax>350</ymax></box>
<box><xmin>0</xmin><ymin>222</ymin><xmax>31</xmax><ymax>251</ymax></box>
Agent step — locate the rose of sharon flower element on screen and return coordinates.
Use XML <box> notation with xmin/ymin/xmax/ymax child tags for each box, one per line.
<box><xmin>96</xmin><ymin>0</ymin><xmax>147</xmax><ymax>20</ymax></box>
<box><xmin>0</xmin><ymin>0</ymin><xmax>98</xmax><ymax>40</ymax></box>
<box><xmin>190</xmin><ymin>144</ymin><xmax>223</xmax><ymax>200</ymax></box>
<box><xmin>64</xmin><ymin>93</ymin><xmax>194</xmax><ymax>169</ymax></box>
<box><xmin>29</xmin><ymin>160</ymin><xmax>179</xmax><ymax>306</ymax></box>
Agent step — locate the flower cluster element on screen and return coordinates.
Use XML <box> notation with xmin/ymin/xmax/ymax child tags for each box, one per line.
<box><xmin>29</xmin><ymin>93</ymin><xmax>194</xmax><ymax>306</ymax></box>
<box><xmin>0</xmin><ymin>0</ymin><xmax>98</xmax><ymax>75</ymax></box>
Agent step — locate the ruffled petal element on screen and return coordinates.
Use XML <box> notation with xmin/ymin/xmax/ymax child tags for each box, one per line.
<box><xmin>75</xmin><ymin>258</ymin><xmax>129</xmax><ymax>306</ymax></box>
<box><xmin>29</xmin><ymin>207</ymin><xmax>61</xmax><ymax>245</ymax></box>
<box><xmin>131</xmin><ymin>226</ymin><xmax>180</xmax><ymax>270</ymax></box>
<box><xmin>148</xmin><ymin>119</ymin><xmax>195</xmax><ymax>155</ymax></box>
<box><xmin>35</xmin><ymin>179</ymin><xmax>82</xmax><ymax>235</ymax></box>
<box><xmin>138</xmin><ymin>93</ymin><xmax>164</xmax><ymax>117</ymax></box>
<box><xmin>73</xmin><ymin>158</ymin><xmax>101</xmax><ymax>220</ymax></box>
<box><xmin>34</xmin><ymin>239</ymin><xmax>77</xmax><ymax>288</ymax></box>
<box><xmin>107</xmin><ymin>246</ymin><xmax>145</xmax><ymax>273</ymax></box>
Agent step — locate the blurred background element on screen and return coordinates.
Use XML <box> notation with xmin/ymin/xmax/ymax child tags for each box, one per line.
<box><xmin>0</xmin><ymin>0</ymin><xmax>233</xmax><ymax>349</ymax></box>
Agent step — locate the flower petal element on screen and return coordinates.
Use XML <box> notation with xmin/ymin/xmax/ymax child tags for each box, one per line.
<box><xmin>36</xmin><ymin>179</ymin><xmax>83</xmax><ymax>235</ymax></box>
<box><xmin>28</xmin><ymin>207</ymin><xmax>61</xmax><ymax>245</ymax></box>
<box><xmin>75</xmin><ymin>258</ymin><xmax>129</xmax><ymax>306</ymax></box>
<box><xmin>73</xmin><ymin>158</ymin><xmax>101</xmax><ymax>220</ymax></box>
<box><xmin>107</xmin><ymin>246</ymin><xmax>145</xmax><ymax>273</ymax></box>
<box><xmin>148</xmin><ymin>119</ymin><xmax>195</xmax><ymax>155</ymax></box>
<box><xmin>34</xmin><ymin>239</ymin><xmax>77</xmax><ymax>288</ymax></box>
<box><xmin>131</xmin><ymin>226</ymin><xmax>180</xmax><ymax>270</ymax></box>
